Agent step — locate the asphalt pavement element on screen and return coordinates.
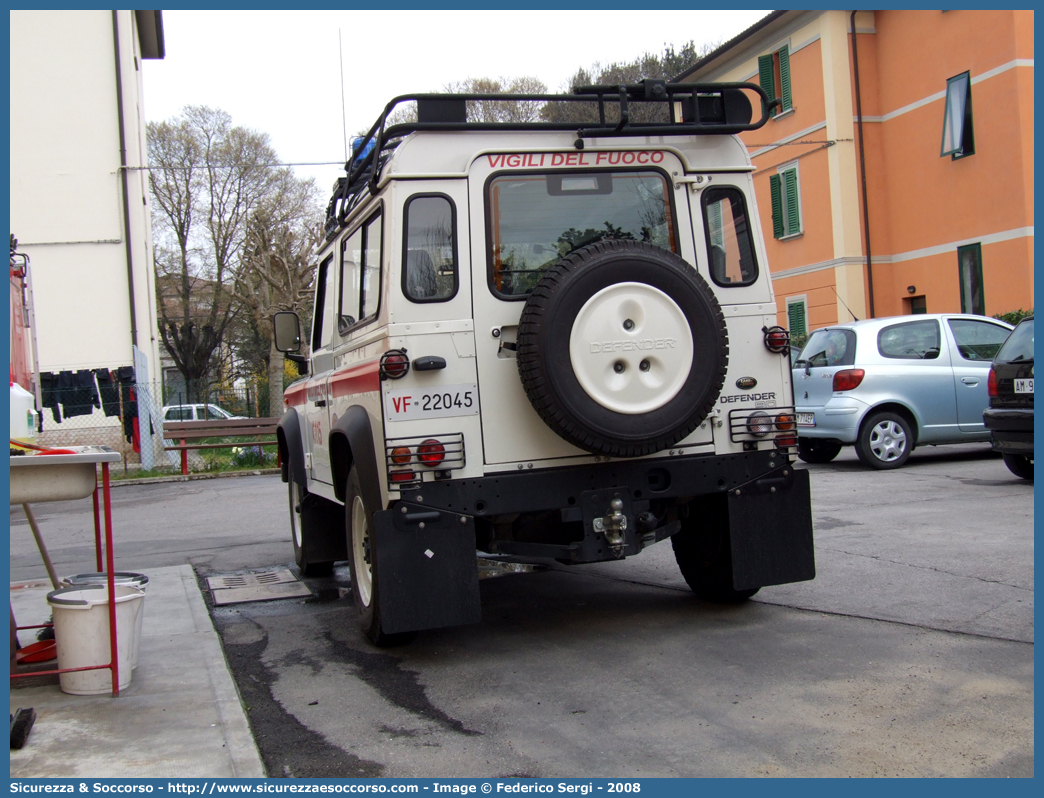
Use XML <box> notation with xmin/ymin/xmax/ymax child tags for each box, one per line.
<box><xmin>8</xmin><ymin>444</ymin><xmax>1035</xmax><ymax>777</ymax></box>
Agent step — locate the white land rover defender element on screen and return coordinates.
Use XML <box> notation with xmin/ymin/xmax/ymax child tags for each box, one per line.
<box><xmin>273</xmin><ymin>81</ymin><xmax>815</xmax><ymax>644</ymax></box>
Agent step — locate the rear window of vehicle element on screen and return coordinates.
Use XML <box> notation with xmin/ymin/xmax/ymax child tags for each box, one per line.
<box><xmin>995</xmin><ymin>319</ymin><xmax>1034</xmax><ymax>363</ymax></box>
<box><xmin>798</xmin><ymin>329</ymin><xmax>856</xmax><ymax>367</ymax></box>
<box><xmin>487</xmin><ymin>170</ymin><xmax>676</xmax><ymax>297</ymax></box>
<box><xmin>878</xmin><ymin>319</ymin><xmax>940</xmax><ymax>359</ymax></box>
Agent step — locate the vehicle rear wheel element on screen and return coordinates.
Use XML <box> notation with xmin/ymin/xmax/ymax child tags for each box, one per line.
<box><xmin>797</xmin><ymin>438</ymin><xmax>842</xmax><ymax>464</ymax></box>
<box><xmin>855</xmin><ymin>411</ymin><xmax>913</xmax><ymax>469</ymax></box>
<box><xmin>671</xmin><ymin>496</ymin><xmax>759</xmax><ymax>603</ymax></box>
<box><xmin>1002</xmin><ymin>453</ymin><xmax>1034</xmax><ymax>480</ymax></box>
<box><xmin>516</xmin><ymin>240</ymin><xmax>729</xmax><ymax>457</ymax></box>
<box><xmin>289</xmin><ymin>479</ymin><xmax>334</xmax><ymax>577</ymax></box>
<box><xmin>344</xmin><ymin>466</ymin><xmax>414</xmax><ymax>646</ymax></box>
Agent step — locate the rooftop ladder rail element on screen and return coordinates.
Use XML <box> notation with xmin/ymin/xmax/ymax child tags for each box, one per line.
<box><xmin>325</xmin><ymin>81</ymin><xmax>779</xmax><ymax>237</ymax></box>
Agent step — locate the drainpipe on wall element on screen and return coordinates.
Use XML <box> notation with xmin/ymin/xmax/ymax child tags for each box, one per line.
<box><xmin>850</xmin><ymin>10</ymin><xmax>875</xmax><ymax>319</ymax></box>
<box><xmin>112</xmin><ymin>10</ymin><xmax>139</xmax><ymax>347</ymax></box>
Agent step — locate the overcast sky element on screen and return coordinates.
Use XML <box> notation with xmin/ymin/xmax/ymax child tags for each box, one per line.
<box><xmin>141</xmin><ymin>9</ymin><xmax>769</xmax><ymax>194</ymax></box>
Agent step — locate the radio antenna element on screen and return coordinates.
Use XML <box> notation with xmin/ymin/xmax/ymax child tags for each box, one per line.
<box><xmin>831</xmin><ymin>285</ymin><xmax>860</xmax><ymax>322</ymax></box>
<box><xmin>339</xmin><ymin>29</ymin><xmax>348</xmax><ymax>163</ymax></box>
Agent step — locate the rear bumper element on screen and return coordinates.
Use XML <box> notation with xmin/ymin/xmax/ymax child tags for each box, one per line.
<box><xmin>983</xmin><ymin>408</ymin><xmax>1034</xmax><ymax>455</ymax></box>
<box><xmin>795</xmin><ymin>397</ymin><xmax>866</xmax><ymax>443</ymax></box>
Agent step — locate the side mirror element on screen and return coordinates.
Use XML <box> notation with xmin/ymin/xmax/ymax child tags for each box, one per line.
<box><xmin>273</xmin><ymin>311</ymin><xmax>302</xmax><ymax>353</ymax></box>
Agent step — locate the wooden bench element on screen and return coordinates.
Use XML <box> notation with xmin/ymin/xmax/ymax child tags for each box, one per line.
<box><xmin>162</xmin><ymin>417</ymin><xmax>280</xmax><ymax>475</ymax></box>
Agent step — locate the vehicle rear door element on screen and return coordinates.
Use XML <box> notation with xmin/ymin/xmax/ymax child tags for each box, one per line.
<box><xmin>467</xmin><ymin>148</ymin><xmax>703</xmax><ymax>465</ymax></box>
<box><xmin>874</xmin><ymin>318</ymin><xmax>957</xmax><ymax>439</ymax></box>
<box><xmin>944</xmin><ymin>317</ymin><xmax>1012</xmax><ymax>432</ymax></box>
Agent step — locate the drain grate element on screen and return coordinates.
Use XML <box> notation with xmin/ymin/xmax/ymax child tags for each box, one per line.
<box><xmin>207</xmin><ymin>569</ymin><xmax>313</xmax><ymax>606</ymax></box>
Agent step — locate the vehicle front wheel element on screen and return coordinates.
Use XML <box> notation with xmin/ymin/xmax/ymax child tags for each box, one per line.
<box><xmin>289</xmin><ymin>479</ymin><xmax>334</xmax><ymax>577</ymax></box>
<box><xmin>344</xmin><ymin>466</ymin><xmax>413</xmax><ymax>646</ymax></box>
<box><xmin>1002</xmin><ymin>453</ymin><xmax>1034</xmax><ymax>480</ymax></box>
<box><xmin>855</xmin><ymin>411</ymin><xmax>913</xmax><ymax>470</ymax></box>
<box><xmin>797</xmin><ymin>438</ymin><xmax>842</xmax><ymax>464</ymax></box>
<box><xmin>671</xmin><ymin>496</ymin><xmax>759</xmax><ymax>603</ymax></box>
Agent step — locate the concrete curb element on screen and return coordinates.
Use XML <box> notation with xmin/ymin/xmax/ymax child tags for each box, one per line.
<box><xmin>109</xmin><ymin>468</ymin><xmax>281</xmax><ymax>488</ymax></box>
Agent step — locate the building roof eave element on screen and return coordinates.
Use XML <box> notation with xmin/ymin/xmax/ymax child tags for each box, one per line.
<box><xmin>673</xmin><ymin>10</ymin><xmax>802</xmax><ymax>82</ymax></box>
<box><xmin>134</xmin><ymin>10</ymin><xmax>165</xmax><ymax>59</ymax></box>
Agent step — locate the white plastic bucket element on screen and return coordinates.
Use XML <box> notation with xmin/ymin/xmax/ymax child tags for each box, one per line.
<box><xmin>61</xmin><ymin>573</ymin><xmax>149</xmax><ymax>669</ymax></box>
<box><xmin>46</xmin><ymin>584</ymin><xmax>145</xmax><ymax>695</ymax></box>
<box><xmin>10</xmin><ymin>382</ymin><xmax>37</xmax><ymax>444</ymax></box>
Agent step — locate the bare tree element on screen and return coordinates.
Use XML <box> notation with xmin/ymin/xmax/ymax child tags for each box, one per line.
<box><xmin>232</xmin><ymin>169</ymin><xmax>322</xmax><ymax>414</ymax></box>
<box><xmin>443</xmin><ymin>76</ymin><xmax>548</xmax><ymax>122</ymax></box>
<box><xmin>542</xmin><ymin>40</ymin><xmax>723</xmax><ymax>124</ymax></box>
<box><xmin>148</xmin><ymin>106</ymin><xmax>280</xmax><ymax>398</ymax></box>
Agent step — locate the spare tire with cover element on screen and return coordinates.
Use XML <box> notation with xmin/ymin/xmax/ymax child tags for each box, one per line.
<box><xmin>516</xmin><ymin>240</ymin><xmax>729</xmax><ymax>457</ymax></box>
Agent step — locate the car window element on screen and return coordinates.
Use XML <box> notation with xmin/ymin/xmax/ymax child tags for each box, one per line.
<box><xmin>995</xmin><ymin>319</ymin><xmax>1034</xmax><ymax>363</ymax></box>
<box><xmin>167</xmin><ymin>407</ymin><xmax>192</xmax><ymax>421</ymax></box>
<box><xmin>404</xmin><ymin>195</ymin><xmax>457</xmax><ymax>302</ymax></box>
<box><xmin>878</xmin><ymin>320</ymin><xmax>941</xmax><ymax>360</ymax></box>
<box><xmin>488</xmin><ymin>170</ymin><xmax>676</xmax><ymax>297</ymax></box>
<box><xmin>947</xmin><ymin>319</ymin><xmax>1011</xmax><ymax>362</ymax></box>
<box><xmin>702</xmin><ymin>186</ymin><xmax>758</xmax><ymax>287</ymax></box>
<box><xmin>206</xmin><ymin>405</ymin><xmax>231</xmax><ymax>419</ymax></box>
<box><xmin>798</xmin><ymin>329</ymin><xmax>856</xmax><ymax>367</ymax></box>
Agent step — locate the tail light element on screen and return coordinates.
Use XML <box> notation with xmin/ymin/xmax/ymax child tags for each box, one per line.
<box><xmin>417</xmin><ymin>439</ymin><xmax>446</xmax><ymax>466</ymax></box>
<box><xmin>390</xmin><ymin>446</ymin><xmax>412</xmax><ymax>465</ymax></box>
<box><xmin>775</xmin><ymin>412</ymin><xmax>796</xmax><ymax>432</ymax></box>
<box><xmin>832</xmin><ymin>368</ymin><xmax>865</xmax><ymax>392</ymax></box>
<box><xmin>390</xmin><ymin>469</ymin><xmax>416</xmax><ymax>483</ymax></box>
<box><xmin>763</xmin><ymin>326</ymin><xmax>790</xmax><ymax>354</ymax></box>
<box><xmin>747</xmin><ymin>411</ymin><xmax>772</xmax><ymax>437</ymax></box>
<box><xmin>988</xmin><ymin>367</ymin><xmax>998</xmax><ymax>397</ymax></box>
<box><xmin>379</xmin><ymin>349</ymin><xmax>410</xmax><ymax>380</ymax></box>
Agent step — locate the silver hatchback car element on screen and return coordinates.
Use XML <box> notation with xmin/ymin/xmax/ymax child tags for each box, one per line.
<box><xmin>792</xmin><ymin>313</ymin><xmax>1013</xmax><ymax>469</ymax></box>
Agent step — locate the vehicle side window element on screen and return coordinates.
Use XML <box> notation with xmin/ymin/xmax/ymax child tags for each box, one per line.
<box><xmin>168</xmin><ymin>407</ymin><xmax>191</xmax><ymax>421</ymax></box>
<box><xmin>701</xmin><ymin>187</ymin><xmax>758</xmax><ymax>286</ymax></box>
<box><xmin>207</xmin><ymin>405</ymin><xmax>230</xmax><ymax>420</ymax></box>
<box><xmin>311</xmin><ymin>255</ymin><xmax>334</xmax><ymax>352</ymax></box>
<box><xmin>878</xmin><ymin>320</ymin><xmax>941</xmax><ymax>359</ymax></box>
<box><xmin>340</xmin><ymin>229</ymin><xmax>362</xmax><ymax>330</ymax></box>
<box><xmin>339</xmin><ymin>209</ymin><xmax>383</xmax><ymax>334</ymax></box>
<box><xmin>947</xmin><ymin>319</ymin><xmax>1011</xmax><ymax>362</ymax></box>
<box><xmin>403</xmin><ymin>195</ymin><xmax>457</xmax><ymax>302</ymax></box>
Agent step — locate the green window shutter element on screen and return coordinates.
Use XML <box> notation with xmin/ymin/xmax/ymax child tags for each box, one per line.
<box><xmin>778</xmin><ymin>45</ymin><xmax>792</xmax><ymax>111</ymax></box>
<box><xmin>783</xmin><ymin>168</ymin><xmax>800</xmax><ymax>235</ymax></box>
<box><xmin>788</xmin><ymin>302</ymin><xmax>807</xmax><ymax>337</ymax></box>
<box><xmin>769</xmin><ymin>174</ymin><xmax>783</xmax><ymax>238</ymax></box>
<box><xmin>709</xmin><ymin>201</ymin><xmax>723</xmax><ymax>247</ymax></box>
<box><xmin>758</xmin><ymin>53</ymin><xmax>775</xmax><ymax>116</ymax></box>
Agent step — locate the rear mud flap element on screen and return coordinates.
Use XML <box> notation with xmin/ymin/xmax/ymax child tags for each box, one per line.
<box><xmin>728</xmin><ymin>467</ymin><xmax>815</xmax><ymax>591</ymax></box>
<box><xmin>372</xmin><ymin>504</ymin><xmax>482</xmax><ymax>634</ymax></box>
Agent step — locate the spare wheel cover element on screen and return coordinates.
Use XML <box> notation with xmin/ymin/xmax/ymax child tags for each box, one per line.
<box><xmin>516</xmin><ymin>240</ymin><xmax>729</xmax><ymax>457</ymax></box>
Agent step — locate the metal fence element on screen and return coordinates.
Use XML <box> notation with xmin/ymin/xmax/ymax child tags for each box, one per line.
<box><xmin>33</xmin><ymin>376</ymin><xmax>279</xmax><ymax>477</ymax></box>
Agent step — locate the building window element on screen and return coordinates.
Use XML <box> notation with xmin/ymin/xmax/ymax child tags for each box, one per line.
<box><xmin>941</xmin><ymin>71</ymin><xmax>974</xmax><ymax>159</ymax></box>
<box><xmin>769</xmin><ymin>165</ymin><xmax>801</xmax><ymax>239</ymax></box>
<box><xmin>904</xmin><ymin>295</ymin><xmax>927</xmax><ymax>315</ymax></box>
<box><xmin>758</xmin><ymin>45</ymin><xmax>792</xmax><ymax>117</ymax></box>
<box><xmin>787</xmin><ymin>296</ymin><xmax>808</xmax><ymax>339</ymax></box>
<box><xmin>957</xmin><ymin>243</ymin><xmax>984</xmax><ymax>315</ymax></box>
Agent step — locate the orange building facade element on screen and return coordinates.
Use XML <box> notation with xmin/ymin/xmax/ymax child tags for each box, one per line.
<box><xmin>677</xmin><ymin>10</ymin><xmax>1034</xmax><ymax>337</ymax></box>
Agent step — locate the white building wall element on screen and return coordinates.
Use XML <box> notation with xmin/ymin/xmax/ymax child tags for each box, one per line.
<box><xmin>9</xmin><ymin>9</ymin><xmax>161</xmax><ymax>376</ymax></box>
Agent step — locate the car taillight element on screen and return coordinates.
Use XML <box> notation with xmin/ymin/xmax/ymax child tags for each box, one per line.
<box><xmin>833</xmin><ymin>369</ymin><xmax>865</xmax><ymax>392</ymax></box>
<box><xmin>988</xmin><ymin>367</ymin><xmax>998</xmax><ymax>397</ymax></box>
<box><xmin>775</xmin><ymin>412</ymin><xmax>796</xmax><ymax>432</ymax></box>
<box><xmin>747</xmin><ymin>411</ymin><xmax>772</xmax><ymax>437</ymax></box>
<box><xmin>379</xmin><ymin>349</ymin><xmax>410</xmax><ymax>380</ymax></box>
<box><xmin>390</xmin><ymin>469</ymin><xmax>416</xmax><ymax>483</ymax></box>
<box><xmin>417</xmin><ymin>439</ymin><xmax>445</xmax><ymax>466</ymax></box>
<box><xmin>390</xmin><ymin>446</ymin><xmax>412</xmax><ymax>465</ymax></box>
<box><xmin>763</xmin><ymin>325</ymin><xmax>790</xmax><ymax>354</ymax></box>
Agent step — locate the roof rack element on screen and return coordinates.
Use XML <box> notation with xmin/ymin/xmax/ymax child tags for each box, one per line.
<box><xmin>324</xmin><ymin>80</ymin><xmax>777</xmax><ymax>237</ymax></box>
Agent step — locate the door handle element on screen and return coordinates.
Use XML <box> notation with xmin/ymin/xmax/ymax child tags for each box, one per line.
<box><xmin>961</xmin><ymin>377</ymin><xmax>979</xmax><ymax>385</ymax></box>
<box><xmin>314</xmin><ymin>400</ymin><xmax>327</xmax><ymax>407</ymax></box>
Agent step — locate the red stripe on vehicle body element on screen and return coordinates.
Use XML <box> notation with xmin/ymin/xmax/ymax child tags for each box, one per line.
<box><xmin>284</xmin><ymin>384</ymin><xmax>308</xmax><ymax>407</ymax></box>
<box><xmin>330</xmin><ymin>362</ymin><xmax>381</xmax><ymax>398</ymax></box>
